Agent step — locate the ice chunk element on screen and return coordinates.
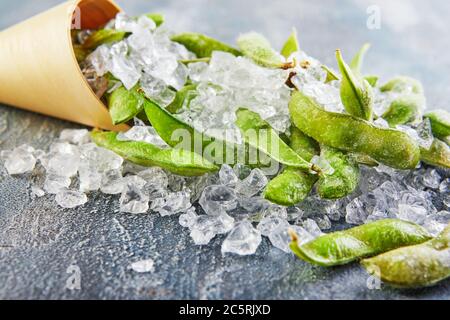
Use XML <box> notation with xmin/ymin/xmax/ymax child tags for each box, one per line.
<box><xmin>235</xmin><ymin>169</ymin><xmax>268</xmax><ymax>197</ymax></box>
<box><xmin>238</xmin><ymin>197</ymin><xmax>270</xmax><ymax>216</ymax></box>
<box><xmin>109</xmin><ymin>42</ymin><xmax>141</xmax><ymax>90</ymax></box>
<box><xmin>31</xmin><ymin>186</ymin><xmax>45</xmax><ymax>198</ymax></box>
<box><xmin>117</xmin><ymin>126</ymin><xmax>168</xmax><ymax>148</ymax></box>
<box><xmin>345</xmin><ymin>193</ymin><xmax>378</xmax><ymax>225</ymax></box>
<box><xmin>219</xmin><ymin>164</ymin><xmax>239</xmax><ymax>187</ymax></box>
<box><xmin>257</xmin><ymin>216</ymin><xmax>290</xmax><ymax>237</ymax></box>
<box><xmin>397</xmin><ymin>204</ymin><xmax>428</xmax><ymax>225</ymax></box>
<box><xmin>415</xmin><ymin>119</ymin><xmax>434</xmax><ymax>150</ymax></box>
<box><xmin>423</xmin><ymin>211</ymin><xmax>450</xmax><ymax>236</ymax></box>
<box><xmin>311</xmin><ymin>155</ymin><xmax>335</xmax><ymax>176</ymax></box>
<box><xmin>221</xmin><ymin>220</ymin><xmax>262</xmax><ymax>256</ymax></box>
<box><xmin>140</xmin><ymin>74</ymin><xmax>176</xmax><ymax>107</ymax></box>
<box><xmin>129</xmin><ymin>258</ymin><xmax>155</xmax><ymax>273</ymax></box>
<box><xmin>199</xmin><ymin>185</ymin><xmax>238</xmax><ymax>216</ymax></box>
<box><xmin>151</xmin><ymin>190</ymin><xmax>191</xmax><ymax>216</ymax></box>
<box><xmin>59</xmin><ymin>129</ymin><xmax>90</xmax><ymax>145</ymax></box>
<box><xmin>88</xmin><ymin>45</ymin><xmax>111</xmax><ymax>76</ymax></box>
<box><xmin>179</xmin><ymin>207</ymin><xmax>198</xmax><ymax>228</ymax></box>
<box><xmin>4</xmin><ymin>145</ymin><xmax>36</xmax><ymax>175</ymax></box>
<box><xmin>119</xmin><ymin>183</ymin><xmax>149</xmax><ymax>214</ymax></box>
<box><xmin>45</xmin><ymin>142</ymin><xmax>80</xmax><ymax>178</ymax></box>
<box><xmin>422</xmin><ymin>169</ymin><xmax>441</xmax><ymax>189</ymax></box>
<box><xmin>55</xmin><ymin>189</ymin><xmax>88</xmax><ymax>209</ymax></box>
<box><xmin>440</xmin><ymin>179</ymin><xmax>450</xmax><ymax>193</ymax></box>
<box><xmin>302</xmin><ymin>219</ymin><xmax>323</xmax><ymax>237</ymax></box>
<box><xmin>44</xmin><ymin>174</ymin><xmax>71</xmax><ymax>195</ymax></box>
<box><xmin>190</xmin><ymin>213</ymin><xmax>235</xmax><ymax>245</ymax></box>
<box><xmin>263</xmin><ymin>204</ymin><xmax>288</xmax><ymax>220</ymax></box>
<box><xmin>100</xmin><ymin>169</ymin><xmax>124</xmax><ymax>195</ymax></box>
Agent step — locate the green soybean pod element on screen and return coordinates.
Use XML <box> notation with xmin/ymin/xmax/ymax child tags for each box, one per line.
<box><xmin>82</xmin><ymin>29</ymin><xmax>127</xmax><ymax>50</ymax></box>
<box><xmin>420</xmin><ymin>138</ymin><xmax>450</xmax><ymax>169</ymax></box>
<box><xmin>108</xmin><ymin>86</ymin><xmax>145</xmax><ymax>125</ymax></box>
<box><xmin>289</xmin><ymin>219</ymin><xmax>432</xmax><ymax>267</ymax></box>
<box><xmin>321</xmin><ymin>65</ymin><xmax>340</xmax><ymax>83</ymax></box>
<box><xmin>166</xmin><ymin>84</ymin><xmax>198</xmax><ymax>114</ymax></box>
<box><xmin>317</xmin><ymin>146</ymin><xmax>360</xmax><ymax>200</ymax></box>
<box><xmin>289</xmin><ymin>90</ymin><xmax>421</xmax><ymax>170</ymax></box>
<box><xmin>145</xmin><ymin>13</ymin><xmax>165</xmax><ymax>27</ymax></box>
<box><xmin>382</xmin><ymin>94</ymin><xmax>426</xmax><ymax>127</ymax></box>
<box><xmin>425</xmin><ymin>109</ymin><xmax>450</xmax><ymax>141</ymax></box>
<box><xmin>350</xmin><ymin>43</ymin><xmax>371</xmax><ymax>75</ymax></box>
<box><xmin>171</xmin><ymin>32</ymin><xmax>242</xmax><ymax>58</ymax></box>
<box><xmin>237</xmin><ymin>32</ymin><xmax>293</xmax><ymax>69</ymax></box>
<box><xmin>336</xmin><ymin>49</ymin><xmax>374</xmax><ymax>121</ymax></box>
<box><xmin>264</xmin><ymin>128</ymin><xmax>320</xmax><ymax>206</ymax></box>
<box><xmin>280</xmin><ymin>28</ymin><xmax>300</xmax><ymax>59</ymax></box>
<box><xmin>364</xmin><ymin>75</ymin><xmax>379</xmax><ymax>87</ymax></box>
<box><xmin>362</xmin><ymin>223</ymin><xmax>450</xmax><ymax>288</ymax></box>
<box><xmin>235</xmin><ymin>108</ymin><xmax>316</xmax><ymax>172</ymax></box>
<box><xmin>91</xmin><ymin>131</ymin><xmax>218</xmax><ymax>176</ymax></box>
<box><xmin>380</xmin><ymin>76</ymin><xmax>424</xmax><ymax>94</ymax></box>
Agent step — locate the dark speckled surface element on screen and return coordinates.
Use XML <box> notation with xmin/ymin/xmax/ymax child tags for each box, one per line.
<box><xmin>0</xmin><ymin>0</ymin><xmax>449</xmax><ymax>299</ymax></box>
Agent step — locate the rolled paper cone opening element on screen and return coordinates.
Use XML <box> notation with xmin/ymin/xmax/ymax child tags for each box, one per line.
<box><xmin>0</xmin><ymin>0</ymin><xmax>128</xmax><ymax>131</ymax></box>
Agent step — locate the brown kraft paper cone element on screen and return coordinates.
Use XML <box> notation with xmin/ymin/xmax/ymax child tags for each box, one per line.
<box><xmin>0</xmin><ymin>0</ymin><xmax>129</xmax><ymax>131</ymax></box>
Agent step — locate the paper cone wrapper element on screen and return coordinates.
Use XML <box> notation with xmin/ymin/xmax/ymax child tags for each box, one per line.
<box><xmin>0</xmin><ymin>0</ymin><xmax>128</xmax><ymax>131</ymax></box>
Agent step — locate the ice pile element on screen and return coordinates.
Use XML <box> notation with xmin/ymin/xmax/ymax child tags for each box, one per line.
<box><xmin>87</xmin><ymin>13</ymin><xmax>193</xmax><ymax>107</ymax></box>
<box><xmin>177</xmin><ymin>51</ymin><xmax>292</xmax><ymax>137</ymax></box>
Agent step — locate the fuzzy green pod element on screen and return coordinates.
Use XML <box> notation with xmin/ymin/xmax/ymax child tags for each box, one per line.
<box><xmin>425</xmin><ymin>109</ymin><xmax>450</xmax><ymax>141</ymax></box>
<box><xmin>264</xmin><ymin>128</ymin><xmax>320</xmax><ymax>206</ymax></box>
<box><xmin>290</xmin><ymin>219</ymin><xmax>432</xmax><ymax>267</ymax></box>
<box><xmin>322</xmin><ymin>65</ymin><xmax>339</xmax><ymax>83</ymax></box>
<box><xmin>317</xmin><ymin>146</ymin><xmax>360</xmax><ymax>200</ymax></box>
<box><xmin>145</xmin><ymin>13</ymin><xmax>165</xmax><ymax>27</ymax></box>
<box><xmin>166</xmin><ymin>84</ymin><xmax>198</xmax><ymax>114</ymax></box>
<box><xmin>237</xmin><ymin>32</ymin><xmax>293</xmax><ymax>69</ymax></box>
<box><xmin>350</xmin><ymin>43</ymin><xmax>371</xmax><ymax>75</ymax></box>
<box><xmin>280</xmin><ymin>28</ymin><xmax>300</xmax><ymax>59</ymax></box>
<box><xmin>82</xmin><ymin>29</ymin><xmax>127</xmax><ymax>50</ymax></box>
<box><xmin>336</xmin><ymin>50</ymin><xmax>374</xmax><ymax>121</ymax></box>
<box><xmin>108</xmin><ymin>86</ymin><xmax>145</xmax><ymax>125</ymax></box>
<box><xmin>289</xmin><ymin>90</ymin><xmax>421</xmax><ymax>170</ymax></box>
<box><xmin>171</xmin><ymin>32</ymin><xmax>241</xmax><ymax>58</ymax></box>
<box><xmin>382</xmin><ymin>94</ymin><xmax>426</xmax><ymax>127</ymax></box>
<box><xmin>362</xmin><ymin>223</ymin><xmax>450</xmax><ymax>288</ymax></box>
<box><xmin>420</xmin><ymin>138</ymin><xmax>450</xmax><ymax>169</ymax></box>
<box><xmin>91</xmin><ymin>131</ymin><xmax>218</xmax><ymax>176</ymax></box>
<box><xmin>380</xmin><ymin>76</ymin><xmax>424</xmax><ymax>94</ymax></box>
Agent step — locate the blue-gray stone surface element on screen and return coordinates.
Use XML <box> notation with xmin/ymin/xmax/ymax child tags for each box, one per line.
<box><xmin>0</xmin><ymin>0</ymin><xmax>449</xmax><ymax>299</ymax></box>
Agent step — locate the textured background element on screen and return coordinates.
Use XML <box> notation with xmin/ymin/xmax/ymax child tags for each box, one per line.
<box><xmin>0</xmin><ymin>0</ymin><xmax>449</xmax><ymax>299</ymax></box>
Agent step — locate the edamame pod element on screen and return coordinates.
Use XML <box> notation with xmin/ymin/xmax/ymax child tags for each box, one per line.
<box><xmin>336</xmin><ymin>50</ymin><xmax>374</xmax><ymax>121</ymax></box>
<box><xmin>108</xmin><ymin>86</ymin><xmax>145</xmax><ymax>125</ymax></box>
<box><xmin>425</xmin><ymin>109</ymin><xmax>450</xmax><ymax>141</ymax></box>
<box><xmin>91</xmin><ymin>131</ymin><xmax>218</xmax><ymax>176</ymax></box>
<box><xmin>364</xmin><ymin>75</ymin><xmax>379</xmax><ymax>87</ymax></box>
<box><xmin>382</xmin><ymin>94</ymin><xmax>426</xmax><ymax>127</ymax></box>
<box><xmin>290</xmin><ymin>219</ymin><xmax>432</xmax><ymax>267</ymax></box>
<box><xmin>280</xmin><ymin>28</ymin><xmax>300</xmax><ymax>59</ymax></box>
<box><xmin>235</xmin><ymin>108</ymin><xmax>316</xmax><ymax>171</ymax></box>
<box><xmin>362</xmin><ymin>223</ymin><xmax>450</xmax><ymax>288</ymax></box>
<box><xmin>380</xmin><ymin>76</ymin><xmax>424</xmax><ymax>94</ymax></box>
<box><xmin>264</xmin><ymin>127</ymin><xmax>320</xmax><ymax>206</ymax></box>
<box><xmin>317</xmin><ymin>146</ymin><xmax>360</xmax><ymax>200</ymax></box>
<box><xmin>237</xmin><ymin>32</ymin><xmax>293</xmax><ymax>69</ymax></box>
<box><xmin>322</xmin><ymin>65</ymin><xmax>339</xmax><ymax>83</ymax></box>
<box><xmin>145</xmin><ymin>13</ymin><xmax>165</xmax><ymax>27</ymax></box>
<box><xmin>420</xmin><ymin>138</ymin><xmax>450</xmax><ymax>169</ymax></box>
<box><xmin>171</xmin><ymin>32</ymin><xmax>242</xmax><ymax>58</ymax></box>
<box><xmin>166</xmin><ymin>84</ymin><xmax>198</xmax><ymax>114</ymax></box>
<box><xmin>82</xmin><ymin>29</ymin><xmax>127</xmax><ymax>50</ymax></box>
<box><xmin>350</xmin><ymin>43</ymin><xmax>371</xmax><ymax>75</ymax></box>
<box><xmin>289</xmin><ymin>90</ymin><xmax>421</xmax><ymax>170</ymax></box>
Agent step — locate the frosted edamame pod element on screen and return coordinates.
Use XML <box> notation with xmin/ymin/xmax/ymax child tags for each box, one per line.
<box><xmin>264</xmin><ymin>127</ymin><xmax>320</xmax><ymax>206</ymax></box>
<box><xmin>289</xmin><ymin>90</ymin><xmax>421</xmax><ymax>170</ymax></box>
<box><xmin>235</xmin><ymin>108</ymin><xmax>317</xmax><ymax>172</ymax></box>
<box><xmin>425</xmin><ymin>109</ymin><xmax>450</xmax><ymax>141</ymax></box>
<box><xmin>280</xmin><ymin>28</ymin><xmax>300</xmax><ymax>59</ymax></box>
<box><xmin>321</xmin><ymin>65</ymin><xmax>339</xmax><ymax>83</ymax></box>
<box><xmin>336</xmin><ymin>49</ymin><xmax>374</xmax><ymax>121</ymax></box>
<box><xmin>82</xmin><ymin>29</ymin><xmax>127</xmax><ymax>50</ymax></box>
<box><xmin>237</xmin><ymin>32</ymin><xmax>294</xmax><ymax>69</ymax></box>
<box><xmin>289</xmin><ymin>219</ymin><xmax>432</xmax><ymax>267</ymax></box>
<box><xmin>350</xmin><ymin>43</ymin><xmax>371</xmax><ymax>75</ymax></box>
<box><xmin>317</xmin><ymin>146</ymin><xmax>360</xmax><ymax>200</ymax></box>
<box><xmin>166</xmin><ymin>84</ymin><xmax>198</xmax><ymax>114</ymax></box>
<box><xmin>171</xmin><ymin>32</ymin><xmax>242</xmax><ymax>58</ymax></box>
<box><xmin>364</xmin><ymin>75</ymin><xmax>379</xmax><ymax>87</ymax></box>
<box><xmin>420</xmin><ymin>138</ymin><xmax>450</xmax><ymax>169</ymax></box>
<box><xmin>362</xmin><ymin>223</ymin><xmax>450</xmax><ymax>288</ymax></box>
<box><xmin>380</xmin><ymin>76</ymin><xmax>424</xmax><ymax>94</ymax></box>
<box><xmin>108</xmin><ymin>86</ymin><xmax>145</xmax><ymax>125</ymax></box>
<box><xmin>91</xmin><ymin>131</ymin><xmax>218</xmax><ymax>176</ymax></box>
<box><xmin>145</xmin><ymin>13</ymin><xmax>165</xmax><ymax>27</ymax></box>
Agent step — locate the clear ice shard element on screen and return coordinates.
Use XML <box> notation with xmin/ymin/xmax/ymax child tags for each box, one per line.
<box><xmin>55</xmin><ymin>189</ymin><xmax>88</xmax><ymax>209</ymax></box>
<box><xmin>221</xmin><ymin>220</ymin><xmax>262</xmax><ymax>256</ymax></box>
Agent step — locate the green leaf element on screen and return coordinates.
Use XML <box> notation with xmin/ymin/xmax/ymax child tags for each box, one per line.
<box><xmin>280</xmin><ymin>28</ymin><xmax>300</xmax><ymax>59</ymax></box>
<box><xmin>237</xmin><ymin>32</ymin><xmax>293</xmax><ymax>69</ymax></box>
<box><xmin>364</xmin><ymin>75</ymin><xmax>379</xmax><ymax>87</ymax></box>
<box><xmin>350</xmin><ymin>43</ymin><xmax>371</xmax><ymax>74</ymax></box>
<box><xmin>336</xmin><ymin>49</ymin><xmax>374</xmax><ymax>121</ymax></box>
<box><xmin>171</xmin><ymin>32</ymin><xmax>241</xmax><ymax>58</ymax></box>
<box><xmin>321</xmin><ymin>65</ymin><xmax>340</xmax><ymax>83</ymax></box>
<box><xmin>108</xmin><ymin>86</ymin><xmax>144</xmax><ymax>125</ymax></box>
